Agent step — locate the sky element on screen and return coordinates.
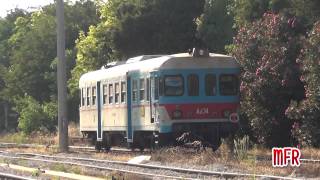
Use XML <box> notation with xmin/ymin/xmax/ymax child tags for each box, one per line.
<box><xmin>0</xmin><ymin>0</ymin><xmax>54</xmax><ymax>17</ymax></box>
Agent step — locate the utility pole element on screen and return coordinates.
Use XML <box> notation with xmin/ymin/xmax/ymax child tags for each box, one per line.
<box><xmin>4</xmin><ymin>102</ymin><xmax>8</xmax><ymax>130</ymax></box>
<box><xmin>56</xmin><ymin>0</ymin><xmax>68</xmax><ymax>152</ymax></box>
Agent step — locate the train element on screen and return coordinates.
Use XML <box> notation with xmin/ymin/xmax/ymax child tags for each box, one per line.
<box><xmin>79</xmin><ymin>48</ymin><xmax>240</xmax><ymax>151</ymax></box>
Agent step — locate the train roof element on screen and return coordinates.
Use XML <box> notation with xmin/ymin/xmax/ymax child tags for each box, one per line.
<box><xmin>79</xmin><ymin>53</ymin><xmax>239</xmax><ymax>86</ymax></box>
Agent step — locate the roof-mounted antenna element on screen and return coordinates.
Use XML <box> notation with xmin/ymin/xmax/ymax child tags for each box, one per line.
<box><xmin>191</xmin><ymin>47</ymin><xmax>209</xmax><ymax>57</ymax></box>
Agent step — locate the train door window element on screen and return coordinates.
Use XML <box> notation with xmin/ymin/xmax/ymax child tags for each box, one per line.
<box><xmin>164</xmin><ymin>75</ymin><xmax>184</xmax><ymax>96</ymax></box>
<box><xmin>86</xmin><ymin>87</ymin><xmax>91</xmax><ymax>106</ymax></box>
<box><xmin>155</xmin><ymin>77</ymin><xmax>159</xmax><ymax>100</ymax></box>
<box><xmin>121</xmin><ymin>81</ymin><xmax>126</xmax><ymax>103</ymax></box>
<box><xmin>140</xmin><ymin>78</ymin><xmax>145</xmax><ymax>101</ymax></box>
<box><xmin>92</xmin><ymin>86</ymin><xmax>96</xmax><ymax>106</ymax></box>
<box><xmin>132</xmin><ymin>80</ymin><xmax>138</xmax><ymax>102</ymax></box>
<box><xmin>108</xmin><ymin>84</ymin><xmax>113</xmax><ymax>104</ymax></box>
<box><xmin>187</xmin><ymin>74</ymin><xmax>199</xmax><ymax>96</ymax></box>
<box><xmin>220</xmin><ymin>74</ymin><xmax>238</xmax><ymax>95</ymax></box>
<box><xmin>103</xmin><ymin>84</ymin><xmax>108</xmax><ymax>105</ymax></box>
<box><xmin>81</xmin><ymin>88</ymin><xmax>85</xmax><ymax>106</ymax></box>
<box><xmin>146</xmin><ymin>78</ymin><xmax>150</xmax><ymax>101</ymax></box>
<box><xmin>205</xmin><ymin>74</ymin><xmax>216</xmax><ymax>96</ymax></box>
<box><xmin>115</xmin><ymin>83</ymin><xmax>120</xmax><ymax>103</ymax></box>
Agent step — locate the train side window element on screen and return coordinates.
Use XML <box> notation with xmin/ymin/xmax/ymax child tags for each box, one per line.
<box><xmin>92</xmin><ymin>86</ymin><xmax>96</xmax><ymax>105</ymax></box>
<box><xmin>115</xmin><ymin>83</ymin><xmax>120</xmax><ymax>103</ymax></box>
<box><xmin>140</xmin><ymin>79</ymin><xmax>145</xmax><ymax>101</ymax></box>
<box><xmin>86</xmin><ymin>87</ymin><xmax>91</xmax><ymax>106</ymax></box>
<box><xmin>121</xmin><ymin>81</ymin><xmax>126</xmax><ymax>103</ymax></box>
<box><xmin>205</xmin><ymin>74</ymin><xmax>216</xmax><ymax>96</ymax></box>
<box><xmin>108</xmin><ymin>84</ymin><xmax>113</xmax><ymax>104</ymax></box>
<box><xmin>164</xmin><ymin>75</ymin><xmax>184</xmax><ymax>96</ymax></box>
<box><xmin>103</xmin><ymin>84</ymin><xmax>108</xmax><ymax>105</ymax></box>
<box><xmin>220</xmin><ymin>74</ymin><xmax>238</xmax><ymax>95</ymax></box>
<box><xmin>146</xmin><ymin>78</ymin><xmax>150</xmax><ymax>101</ymax></box>
<box><xmin>187</xmin><ymin>74</ymin><xmax>199</xmax><ymax>96</ymax></box>
<box><xmin>132</xmin><ymin>80</ymin><xmax>138</xmax><ymax>102</ymax></box>
<box><xmin>81</xmin><ymin>88</ymin><xmax>85</xmax><ymax>106</ymax></box>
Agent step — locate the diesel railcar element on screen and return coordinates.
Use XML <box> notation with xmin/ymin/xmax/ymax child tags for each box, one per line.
<box><xmin>79</xmin><ymin>49</ymin><xmax>240</xmax><ymax>151</ymax></box>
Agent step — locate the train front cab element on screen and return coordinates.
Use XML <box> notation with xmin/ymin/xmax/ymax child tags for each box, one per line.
<box><xmin>154</xmin><ymin>67</ymin><xmax>240</xmax><ymax>149</ymax></box>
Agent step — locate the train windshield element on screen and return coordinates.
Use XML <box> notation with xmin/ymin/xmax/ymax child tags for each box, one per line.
<box><xmin>164</xmin><ymin>75</ymin><xmax>184</xmax><ymax>96</ymax></box>
<box><xmin>219</xmin><ymin>74</ymin><xmax>238</xmax><ymax>95</ymax></box>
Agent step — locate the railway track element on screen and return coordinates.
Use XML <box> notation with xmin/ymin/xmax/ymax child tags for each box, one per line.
<box><xmin>0</xmin><ymin>172</ymin><xmax>34</xmax><ymax>180</ymax></box>
<box><xmin>1</xmin><ymin>142</ymin><xmax>319</xmax><ymax>165</ymax></box>
<box><xmin>0</xmin><ymin>150</ymin><xmax>302</xmax><ymax>180</ymax></box>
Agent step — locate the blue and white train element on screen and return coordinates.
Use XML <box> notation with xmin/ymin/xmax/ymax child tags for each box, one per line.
<box><xmin>79</xmin><ymin>49</ymin><xmax>240</xmax><ymax>150</ymax></box>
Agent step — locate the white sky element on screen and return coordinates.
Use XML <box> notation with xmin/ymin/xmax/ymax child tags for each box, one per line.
<box><xmin>0</xmin><ymin>0</ymin><xmax>55</xmax><ymax>17</ymax></box>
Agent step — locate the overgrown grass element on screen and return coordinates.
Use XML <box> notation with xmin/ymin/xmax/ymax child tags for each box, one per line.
<box><xmin>0</xmin><ymin>122</ymin><xmax>81</xmax><ymax>145</ymax></box>
<box><xmin>151</xmin><ymin>136</ymin><xmax>320</xmax><ymax>178</ymax></box>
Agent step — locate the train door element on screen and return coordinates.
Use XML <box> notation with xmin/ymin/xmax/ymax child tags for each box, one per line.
<box><xmin>96</xmin><ymin>81</ymin><xmax>103</xmax><ymax>142</ymax></box>
<box><xmin>126</xmin><ymin>75</ymin><xmax>133</xmax><ymax>143</ymax></box>
<box><xmin>150</xmin><ymin>72</ymin><xmax>159</xmax><ymax>123</ymax></box>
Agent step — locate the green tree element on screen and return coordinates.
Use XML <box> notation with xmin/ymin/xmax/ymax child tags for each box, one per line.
<box><xmin>70</xmin><ymin>0</ymin><xmax>205</xmax><ymax>95</ymax></box>
<box><xmin>230</xmin><ymin>0</ymin><xmax>319</xmax><ymax>27</ymax></box>
<box><xmin>197</xmin><ymin>0</ymin><xmax>234</xmax><ymax>53</ymax></box>
<box><xmin>1</xmin><ymin>1</ymin><xmax>99</xmax><ymax>132</ymax></box>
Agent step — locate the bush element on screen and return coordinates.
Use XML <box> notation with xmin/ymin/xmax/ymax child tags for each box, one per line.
<box><xmin>286</xmin><ymin>21</ymin><xmax>320</xmax><ymax>147</ymax></box>
<box><xmin>230</xmin><ymin>13</ymin><xmax>306</xmax><ymax>147</ymax></box>
<box><xmin>15</xmin><ymin>96</ymin><xmax>57</xmax><ymax>134</ymax></box>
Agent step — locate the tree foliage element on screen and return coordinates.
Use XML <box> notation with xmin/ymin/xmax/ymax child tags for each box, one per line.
<box><xmin>230</xmin><ymin>13</ymin><xmax>306</xmax><ymax>146</ymax></box>
<box><xmin>286</xmin><ymin>21</ymin><xmax>320</xmax><ymax>147</ymax></box>
<box><xmin>70</xmin><ymin>0</ymin><xmax>205</xmax><ymax>95</ymax></box>
<box><xmin>197</xmin><ymin>0</ymin><xmax>234</xmax><ymax>53</ymax></box>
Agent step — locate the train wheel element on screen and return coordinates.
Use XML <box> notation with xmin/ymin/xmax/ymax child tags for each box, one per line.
<box><xmin>95</xmin><ymin>141</ymin><xmax>102</xmax><ymax>152</ymax></box>
<box><xmin>102</xmin><ymin>133</ymin><xmax>111</xmax><ymax>152</ymax></box>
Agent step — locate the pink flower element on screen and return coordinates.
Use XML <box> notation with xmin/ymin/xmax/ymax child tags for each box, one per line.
<box><xmin>256</xmin><ymin>68</ymin><xmax>262</xmax><ymax>76</ymax></box>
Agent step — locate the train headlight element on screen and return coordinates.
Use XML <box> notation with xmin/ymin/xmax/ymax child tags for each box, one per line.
<box><xmin>223</xmin><ymin>110</ymin><xmax>231</xmax><ymax>118</ymax></box>
<box><xmin>172</xmin><ymin>110</ymin><xmax>182</xmax><ymax>119</ymax></box>
<box><xmin>229</xmin><ymin>113</ymin><xmax>239</xmax><ymax>123</ymax></box>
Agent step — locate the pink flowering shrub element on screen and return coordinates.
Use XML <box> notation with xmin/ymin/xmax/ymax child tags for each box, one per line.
<box><xmin>230</xmin><ymin>13</ymin><xmax>306</xmax><ymax>147</ymax></box>
<box><xmin>286</xmin><ymin>21</ymin><xmax>320</xmax><ymax>147</ymax></box>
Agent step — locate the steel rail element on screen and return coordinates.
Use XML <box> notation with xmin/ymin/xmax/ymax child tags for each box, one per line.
<box><xmin>0</xmin><ymin>154</ymin><xmax>196</xmax><ymax>180</ymax></box>
<box><xmin>0</xmin><ymin>172</ymin><xmax>34</xmax><ymax>180</ymax></box>
<box><xmin>1</xmin><ymin>142</ymin><xmax>320</xmax><ymax>164</ymax></box>
<box><xmin>0</xmin><ymin>151</ymin><xmax>300</xmax><ymax>180</ymax></box>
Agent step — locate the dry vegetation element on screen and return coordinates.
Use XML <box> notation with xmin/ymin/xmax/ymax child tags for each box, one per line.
<box><xmin>0</xmin><ymin>126</ymin><xmax>319</xmax><ymax>178</ymax></box>
<box><xmin>151</xmin><ymin>141</ymin><xmax>320</xmax><ymax>178</ymax></box>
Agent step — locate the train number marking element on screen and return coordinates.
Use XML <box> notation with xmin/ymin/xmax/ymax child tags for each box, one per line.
<box><xmin>196</xmin><ymin>107</ymin><xmax>209</xmax><ymax>115</ymax></box>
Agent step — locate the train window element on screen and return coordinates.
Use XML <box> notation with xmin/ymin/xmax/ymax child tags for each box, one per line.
<box><xmin>187</xmin><ymin>74</ymin><xmax>199</xmax><ymax>96</ymax></box>
<box><xmin>140</xmin><ymin>79</ymin><xmax>145</xmax><ymax>101</ymax></box>
<box><xmin>220</xmin><ymin>75</ymin><xmax>238</xmax><ymax>95</ymax></box>
<box><xmin>81</xmin><ymin>88</ymin><xmax>85</xmax><ymax>106</ymax></box>
<box><xmin>132</xmin><ymin>80</ymin><xmax>138</xmax><ymax>102</ymax></box>
<box><xmin>103</xmin><ymin>84</ymin><xmax>107</xmax><ymax>104</ymax></box>
<box><xmin>164</xmin><ymin>75</ymin><xmax>184</xmax><ymax>96</ymax></box>
<box><xmin>108</xmin><ymin>84</ymin><xmax>113</xmax><ymax>104</ymax></box>
<box><xmin>205</xmin><ymin>74</ymin><xmax>216</xmax><ymax>96</ymax></box>
<box><xmin>121</xmin><ymin>81</ymin><xmax>126</xmax><ymax>103</ymax></box>
<box><xmin>115</xmin><ymin>83</ymin><xmax>120</xmax><ymax>103</ymax></box>
<box><xmin>146</xmin><ymin>78</ymin><xmax>150</xmax><ymax>101</ymax></box>
<box><xmin>92</xmin><ymin>86</ymin><xmax>96</xmax><ymax>106</ymax></box>
<box><xmin>155</xmin><ymin>77</ymin><xmax>160</xmax><ymax>99</ymax></box>
<box><xmin>86</xmin><ymin>87</ymin><xmax>91</xmax><ymax>106</ymax></box>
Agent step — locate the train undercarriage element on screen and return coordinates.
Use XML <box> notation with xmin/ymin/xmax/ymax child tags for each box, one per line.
<box><xmin>82</xmin><ymin>122</ymin><xmax>238</xmax><ymax>151</ymax></box>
